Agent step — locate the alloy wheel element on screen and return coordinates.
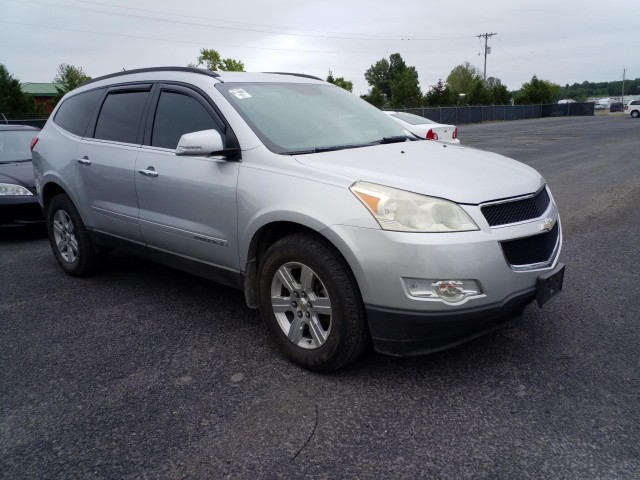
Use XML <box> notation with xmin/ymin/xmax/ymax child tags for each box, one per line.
<box><xmin>52</xmin><ymin>209</ymin><xmax>79</xmax><ymax>263</ymax></box>
<box><xmin>270</xmin><ymin>262</ymin><xmax>332</xmax><ymax>349</ymax></box>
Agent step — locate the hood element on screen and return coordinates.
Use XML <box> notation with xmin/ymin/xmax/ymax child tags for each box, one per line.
<box><xmin>293</xmin><ymin>141</ymin><xmax>544</xmax><ymax>204</ymax></box>
<box><xmin>0</xmin><ymin>161</ymin><xmax>36</xmax><ymax>188</ymax></box>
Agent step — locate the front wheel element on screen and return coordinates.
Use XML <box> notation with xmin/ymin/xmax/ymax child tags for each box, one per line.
<box><xmin>47</xmin><ymin>193</ymin><xmax>105</xmax><ymax>276</ymax></box>
<box><xmin>258</xmin><ymin>233</ymin><xmax>369</xmax><ymax>372</ymax></box>
<box><xmin>631</xmin><ymin>110</ymin><xmax>639</xmax><ymax>118</ymax></box>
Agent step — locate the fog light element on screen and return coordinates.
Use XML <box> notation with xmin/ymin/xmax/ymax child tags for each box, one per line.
<box><xmin>403</xmin><ymin>278</ymin><xmax>482</xmax><ymax>303</ymax></box>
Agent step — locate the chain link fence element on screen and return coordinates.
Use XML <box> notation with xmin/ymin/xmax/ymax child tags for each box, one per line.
<box><xmin>4</xmin><ymin>102</ymin><xmax>594</xmax><ymax>130</ymax></box>
<box><xmin>2</xmin><ymin>114</ymin><xmax>49</xmax><ymax>129</ymax></box>
<box><xmin>391</xmin><ymin>102</ymin><xmax>594</xmax><ymax>125</ymax></box>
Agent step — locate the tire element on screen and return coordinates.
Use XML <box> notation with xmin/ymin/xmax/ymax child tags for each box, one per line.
<box><xmin>631</xmin><ymin>110</ymin><xmax>639</xmax><ymax>118</ymax></box>
<box><xmin>47</xmin><ymin>193</ymin><xmax>105</xmax><ymax>277</ymax></box>
<box><xmin>257</xmin><ymin>232</ymin><xmax>369</xmax><ymax>372</ymax></box>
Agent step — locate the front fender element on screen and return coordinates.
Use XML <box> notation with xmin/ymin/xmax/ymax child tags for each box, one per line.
<box><xmin>237</xmin><ymin>168</ymin><xmax>378</xmax><ymax>268</ymax></box>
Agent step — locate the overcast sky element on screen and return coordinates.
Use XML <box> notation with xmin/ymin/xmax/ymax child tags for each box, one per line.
<box><xmin>2</xmin><ymin>0</ymin><xmax>638</xmax><ymax>96</ymax></box>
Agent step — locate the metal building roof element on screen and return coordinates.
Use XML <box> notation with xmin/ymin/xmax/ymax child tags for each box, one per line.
<box><xmin>20</xmin><ymin>83</ymin><xmax>63</xmax><ymax>96</ymax></box>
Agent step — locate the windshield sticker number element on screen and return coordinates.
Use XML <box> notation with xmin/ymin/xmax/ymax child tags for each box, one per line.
<box><xmin>229</xmin><ymin>88</ymin><xmax>252</xmax><ymax>99</ymax></box>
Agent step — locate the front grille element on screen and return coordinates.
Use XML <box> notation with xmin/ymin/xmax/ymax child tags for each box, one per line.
<box><xmin>482</xmin><ymin>188</ymin><xmax>550</xmax><ymax>227</ymax></box>
<box><xmin>501</xmin><ymin>222</ymin><xmax>559</xmax><ymax>266</ymax></box>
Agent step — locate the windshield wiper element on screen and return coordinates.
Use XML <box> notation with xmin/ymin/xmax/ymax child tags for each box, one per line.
<box><xmin>379</xmin><ymin>135</ymin><xmax>414</xmax><ymax>144</ymax></box>
<box><xmin>0</xmin><ymin>159</ymin><xmax>31</xmax><ymax>163</ymax></box>
<box><xmin>286</xmin><ymin>143</ymin><xmax>374</xmax><ymax>155</ymax></box>
<box><xmin>285</xmin><ymin>136</ymin><xmax>416</xmax><ymax>155</ymax></box>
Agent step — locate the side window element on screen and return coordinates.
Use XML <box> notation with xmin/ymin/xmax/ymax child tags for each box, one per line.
<box><xmin>94</xmin><ymin>91</ymin><xmax>149</xmax><ymax>144</ymax></box>
<box><xmin>151</xmin><ymin>91</ymin><xmax>220</xmax><ymax>150</ymax></box>
<box><xmin>54</xmin><ymin>88</ymin><xmax>104</xmax><ymax>137</ymax></box>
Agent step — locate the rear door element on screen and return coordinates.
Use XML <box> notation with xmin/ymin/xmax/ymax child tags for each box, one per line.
<box><xmin>135</xmin><ymin>84</ymin><xmax>240</xmax><ymax>273</ymax></box>
<box><xmin>75</xmin><ymin>84</ymin><xmax>152</xmax><ymax>241</ymax></box>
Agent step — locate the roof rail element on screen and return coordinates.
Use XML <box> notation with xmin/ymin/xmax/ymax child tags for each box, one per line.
<box><xmin>263</xmin><ymin>72</ymin><xmax>324</xmax><ymax>81</ymax></box>
<box><xmin>79</xmin><ymin>67</ymin><xmax>220</xmax><ymax>88</ymax></box>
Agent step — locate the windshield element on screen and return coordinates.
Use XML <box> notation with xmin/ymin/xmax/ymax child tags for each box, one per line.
<box><xmin>0</xmin><ymin>131</ymin><xmax>35</xmax><ymax>163</ymax></box>
<box><xmin>217</xmin><ymin>82</ymin><xmax>408</xmax><ymax>154</ymax></box>
<box><xmin>390</xmin><ymin>112</ymin><xmax>436</xmax><ymax>125</ymax></box>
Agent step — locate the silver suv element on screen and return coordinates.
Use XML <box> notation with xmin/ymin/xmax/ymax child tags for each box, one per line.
<box><xmin>32</xmin><ymin>67</ymin><xmax>564</xmax><ymax>371</ymax></box>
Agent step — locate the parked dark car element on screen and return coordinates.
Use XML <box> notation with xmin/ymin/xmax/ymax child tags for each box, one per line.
<box><xmin>0</xmin><ymin>124</ymin><xmax>44</xmax><ymax>227</ymax></box>
<box><xmin>610</xmin><ymin>102</ymin><xmax>624</xmax><ymax>113</ymax></box>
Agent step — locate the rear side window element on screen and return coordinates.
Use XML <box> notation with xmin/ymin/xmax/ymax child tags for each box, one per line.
<box><xmin>151</xmin><ymin>91</ymin><xmax>221</xmax><ymax>149</ymax></box>
<box><xmin>94</xmin><ymin>91</ymin><xmax>149</xmax><ymax>144</ymax></box>
<box><xmin>54</xmin><ymin>88</ymin><xmax>104</xmax><ymax>137</ymax></box>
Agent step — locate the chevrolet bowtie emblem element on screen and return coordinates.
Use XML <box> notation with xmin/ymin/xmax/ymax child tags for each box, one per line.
<box><xmin>539</xmin><ymin>217</ymin><xmax>556</xmax><ymax>232</ymax></box>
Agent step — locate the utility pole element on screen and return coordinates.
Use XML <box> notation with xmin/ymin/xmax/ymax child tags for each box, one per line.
<box><xmin>477</xmin><ymin>32</ymin><xmax>497</xmax><ymax>82</ymax></box>
<box><xmin>621</xmin><ymin>68</ymin><xmax>626</xmax><ymax>107</ymax></box>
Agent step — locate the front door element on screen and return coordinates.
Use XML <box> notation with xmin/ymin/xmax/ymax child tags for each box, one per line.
<box><xmin>135</xmin><ymin>85</ymin><xmax>240</xmax><ymax>273</ymax></box>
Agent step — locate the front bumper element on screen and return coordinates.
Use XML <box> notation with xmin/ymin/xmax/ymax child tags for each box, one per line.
<box><xmin>368</xmin><ymin>287</ymin><xmax>533</xmax><ymax>356</ymax></box>
<box><xmin>321</xmin><ymin>209</ymin><xmax>563</xmax><ymax>356</ymax></box>
<box><xmin>0</xmin><ymin>195</ymin><xmax>45</xmax><ymax>227</ymax></box>
<box><xmin>368</xmin><ymin>262</ymin><xmax>564</xmax><ymax>356</ymax></box>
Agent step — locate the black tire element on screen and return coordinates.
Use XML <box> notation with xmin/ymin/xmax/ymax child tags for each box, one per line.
<box><xmin>258</xmin><ymin>232</ymin><xmax>369</xmax><ymax>372</ymax></box>
<box><xmin>46</xmin><ymin>193</ymin><xmax>105</xmax><ymax>277</ymax></box>
<box><xmin>631</xmin><ymin>110</ymin><xmax>639</xmax><ymax>118</ymax></box>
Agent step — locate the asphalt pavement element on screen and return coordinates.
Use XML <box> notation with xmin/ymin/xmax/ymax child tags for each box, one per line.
<box><xmin>1</xmin><ymin>115</ymin><xmax>639</xmax><ymax>479</ymax></box>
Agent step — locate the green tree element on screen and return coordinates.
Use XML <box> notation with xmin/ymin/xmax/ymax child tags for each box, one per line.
<box><xmin>466</xmin><ymin>78</ymin><xmax>493</xmax><ymax>105</ymax></box>
<box><xmin>364</xmin><ymin>58</ymin><xmax>391</xmax><ymax>98</ymax></box>
<box><xmin>0</xmin><ymin>64</ymin><xmax>42</xmax><ymax>117</ymax></box>
<box><xmin>555</xmin><ymin>78</ymin><xmax>640</xmax><ymax>101</ymax></box>
<box><xmin>515</xmin><ymin>75</ymin><xmax>561</xmax><ymax>104</ymax></box>
<box><xmin>326</xmin><ymin>70</ymin><xmax>353</xmax><ymax>92</ymax></box>
<box><xmin>423</xmin><ymin>79</ymin><xmax>456</xmax><ymax>106</ymax></box>
<box><xmin>390</xmin><ymin>69</ymin><xmax>422</xmax><ymax>108</ymax></box>
<box><xmin>446</xmin><ymin>62</ymin><xmax>482</xmax><ymax>96</ymax></box>
<box><xmin>438</xmin><ymin>65</ymin><xmax>511</xmax><ymax>105</ymax></box>
<box><xmin>364</xmin><ymin>53</ymin><xmax>421</xmax><ymax>107</ymax></box>
<box><xmin>388</xmin><ymin>53</ymin><xmax>408</xmax><ymax>84</ymax></box>
<box><xmin>53</xmin><ymin>64</ymin><xmax>91</xmax><ymax>104</ymax></box>
<box><xmin>190</xmin><ymin>49</ymin><xmax>244</xmax><ymax>72</ymax></box>
<box><xmin>465</xmin><ymin>76</ymin><xmax>511</xmax><ymax>105</ymax></box>
<box><xmin>360</xmin><ymin>86</ymin><xmax>385</xmax><ymax>108</ymax></box>
<box><xmin>486</xmin><ymin>77</ymin><xmax>511</xmax><ymax>104</ymax></box>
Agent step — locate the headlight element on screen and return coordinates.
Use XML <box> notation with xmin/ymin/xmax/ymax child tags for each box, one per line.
<box><xmin>350</xmin><ymin>181</ymin><xmax>478</xmax><ymax>232</ymax></box>
<box><xmin>0</xmin><ymin>183</ymin><xmax>33</xmax><ymax>196</ymax></box>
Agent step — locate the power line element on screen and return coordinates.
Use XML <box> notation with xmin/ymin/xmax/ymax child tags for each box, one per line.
<box><xmin>63</xmin><ymin>0</ymin><xmax>415</xmax><ymax>39</ymax></box>
<box><xmin>0</xmin><ymin>20</ymin><xmax>475</xmax><ymax>56</ymax></box>
<box><xmin>9</xmin><ymin>0</ymin><xmax>478</xmax><ymax>42</ymax></box>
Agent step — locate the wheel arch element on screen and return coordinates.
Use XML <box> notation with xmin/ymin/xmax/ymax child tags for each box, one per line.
<box><xmin>41</xmin><ymin>176</ymin><xmax>88</xmax><ymax>224</ymax></box>
<box><xmin>242</xmin><ymin>220</ymin><xmax>358</xmax><ymax>310</ymax></box>
<box><xmin>42</xmin><ymin>181</ymin><xmax>68</xmax><ymax>213</ymax></box>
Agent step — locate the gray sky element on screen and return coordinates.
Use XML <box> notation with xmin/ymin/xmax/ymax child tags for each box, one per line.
<box><xmin>1</xmin><ymin>0</ymin><xmax>638</xmax><ymax>96</ymax></box>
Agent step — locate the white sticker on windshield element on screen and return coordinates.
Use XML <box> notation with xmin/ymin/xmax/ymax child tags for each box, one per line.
<box><xmin>229</xmin><ymin>88</ymin><xmax>252</xmax><ymax>99</ymax></box>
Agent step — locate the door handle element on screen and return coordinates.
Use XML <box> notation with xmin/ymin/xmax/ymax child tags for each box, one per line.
<box><xmin>75</xmin><ymin>156</ymin><xmax>91</xmax><ymax>165</ymax></box>
<box><xmin>138</xmin><ymin>167</ymin><xmax>159</xmax><ymax>178</ymax></box>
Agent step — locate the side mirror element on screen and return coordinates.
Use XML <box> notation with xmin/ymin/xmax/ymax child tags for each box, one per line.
<box><xmin>175</xmin><ymin>129</ymin><xmax>227</xmax><ymax>156</ymax></box>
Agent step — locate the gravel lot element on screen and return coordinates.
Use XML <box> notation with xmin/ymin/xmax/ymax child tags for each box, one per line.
<box><xmin>2</xmin><ymin>115</ymin><xmax>639</xmax><ymax>479</ymax></box>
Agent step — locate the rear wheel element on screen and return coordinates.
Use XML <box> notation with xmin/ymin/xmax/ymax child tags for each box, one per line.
<box><xmin>258</xmin><ymin>233</ymin><xmax>369</xmax><ymax>372</ymax></box>
<box><xmin>47</xmin><ymin>194</ymin><xmax>105</xmax><ymax>276</ymax></box>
